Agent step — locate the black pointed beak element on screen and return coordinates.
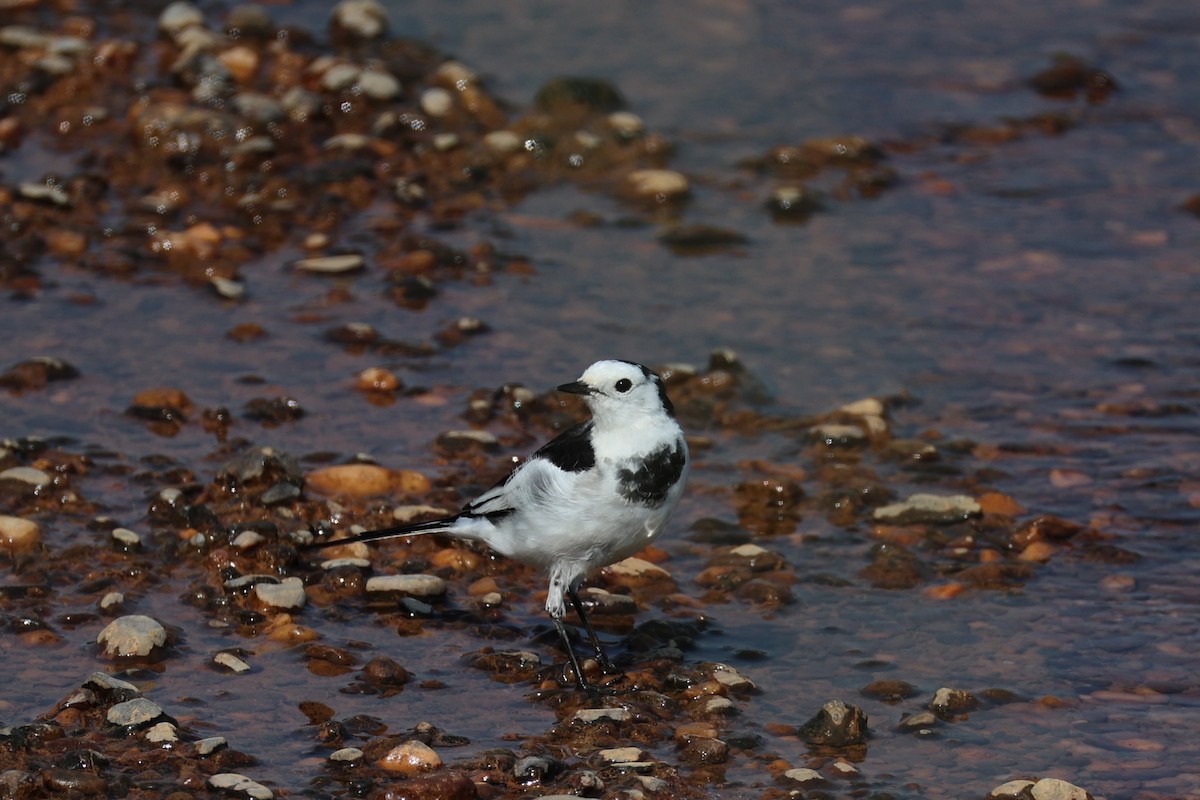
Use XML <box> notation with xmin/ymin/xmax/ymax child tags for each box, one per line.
<box><xmin>557</xmin><ymin>380</ymin><xmax>593</xmax><ymax>396</ymax></box>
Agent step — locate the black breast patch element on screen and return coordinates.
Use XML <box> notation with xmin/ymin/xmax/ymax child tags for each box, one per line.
<box><xmin>534</xmin><ymin>420</ymin><xmax>596</xmax><ymax>473</ymax></box>
<box><xmin>617</xmin><ymin>438</ymin><xmax>686</xmax><ymax>505</ymax></box>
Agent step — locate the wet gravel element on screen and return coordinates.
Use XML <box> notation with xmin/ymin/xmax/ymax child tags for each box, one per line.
<box><xmin>2</xmin><ymin>0</ymin><xmax>1200</xmax><ymax>799</ymax></box>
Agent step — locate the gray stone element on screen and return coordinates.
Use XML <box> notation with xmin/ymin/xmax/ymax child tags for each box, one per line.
<box><xmin>0</xmin><ymin>466</ymin><xmax>51</xmax><ymax>486</ymax></box>
<box><xmin>196</xmin><ymin>736</ymin><xmax>228</xmax><ymax>755</ymax></box>
<box><xmin>571</xmin><ymin>707</ymin><xmax>631</xmax><ymax>724</ymax></box>
<box><xmin>1031</xmin><ymin>778</ymin><xmax>1092</xmax><ymax>800</ymax></box>
<box><xmin>145</xmin><ymin>721</ymin><xmax>178</xmax><ymax>743</ymax></box>
<box><xmin>873</xmin><ymin>493</ymin><xmax>981</xmax><ymax>525</ymax></box>
<box><xmin>330</xmin><ymin>747</ymin><xmax>363</xmax><ymax>762</ymax></box>
<box><xmin>213</xmin><ymin>652</ymin><xmax>252</xmax><ymax>673</ymax></box>
<box><xmin>797</xmin><ymin>699</ymin><xmax>868</xmax><ymax>747</ymax></box>
<box><xmin>784</xmin><ymin>768</ymin><xmax>825</xmax><ymax>785</ymax></box>
<box><xmin>208</xmin><ymin>773</ymin><xmax>273</xmax><ymax>799</ymax></box>
<box><xmin>365</xmin><ymin>574</ymin><xmax>446</xmax><ymax>597</ymax></box>
<box><xmin>107</xmin><ymin>698</ymin><xmax>164</xmax><ymax>727</ymax></box>
<box><xmin>990</xmin><ymin>780</ymin><xmax>1036</xmax><ymax>799</ymax></box>
<box><xmin>331</xmin><ymin>0</ymin><xmax>388</xmax><ymax>39</ymax></box>
<box><xmin>159</xmin><ymin>1</ymin><xmax>205</xmax><ymax>37</ymax></box>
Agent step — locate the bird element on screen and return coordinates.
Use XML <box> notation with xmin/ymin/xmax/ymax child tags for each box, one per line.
<box><xmin>310</xmin><ymin>359</ymin><xmax>690</xmax><ymax>691</ymax></box>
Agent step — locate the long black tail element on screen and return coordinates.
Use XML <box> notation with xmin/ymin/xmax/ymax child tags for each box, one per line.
<box><xmin>307</xmin><ymin>515</ymin><xmax>460</xmax><ymax>550</ymax></box>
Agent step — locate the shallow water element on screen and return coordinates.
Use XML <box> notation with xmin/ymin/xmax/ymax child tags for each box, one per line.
<box><xmin>3</xmin><ymin>0</ymin><xmax>1200</xmax><ymax>798</ymax></box>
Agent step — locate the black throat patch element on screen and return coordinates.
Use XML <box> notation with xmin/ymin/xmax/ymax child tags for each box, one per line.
<box><xmin>617</xmin><ymin>438</ymin><xmax>686</xmax><ymax>505</ymax></box>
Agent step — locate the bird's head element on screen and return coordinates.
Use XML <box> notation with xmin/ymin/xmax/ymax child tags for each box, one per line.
<box><xmin>558</xmin><ymin>359</ymin><xmax>675</xmax><ymax>422</ymax></box>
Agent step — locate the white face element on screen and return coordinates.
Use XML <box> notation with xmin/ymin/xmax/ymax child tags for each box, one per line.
<box><xmin>574</xmin><ymin>360</ymin><xmax>672</xmax><ymax>420</ymax></box>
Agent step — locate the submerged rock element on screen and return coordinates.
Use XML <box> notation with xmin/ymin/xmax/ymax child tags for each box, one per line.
<box><xmin>797</xmin><ymin>699</ymin><xmax>868</xmax><ymax>747</ymax></box>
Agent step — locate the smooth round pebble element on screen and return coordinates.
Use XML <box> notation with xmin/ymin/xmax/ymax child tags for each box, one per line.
<box><xmin>330</xmin><ymin>747</ymin><xmax>364</xmax><ymax>762</ymax></box>
<box><xmin>0</xmin><ymin>515</ymin><xmax>41</xmax><ymax>553</ymax></box>
<box><xmin>623</xmin><ymin>169</ymin><xmax>689</xmax><ymax>201</ymax></box>
<box><xmin>159</xmin><ymin>1</ymin><xmax>204</xmax><ymax>37</ymax></box>
<box><xmin>377</xmin><ymin>741</ymin><xmax>441</xmax><ymax>774</ymax></box>
<box><xmin>97</xmin><ymin>615</ymin><xmax>167</xmax><ymax>657</ymax></box>
<box><xmin>420</xmin><ymin>87</ymin><xmax>453</xmax><ymax>117</ymax></box>
<box><xmin>196</xmin><ymin>736</ymin><xmax>228</xmax><ymax>755</ymax></box>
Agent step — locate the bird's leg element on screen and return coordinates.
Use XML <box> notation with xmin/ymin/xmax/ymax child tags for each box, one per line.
<box><xmin>567</xmin><ymin>587</ymin><xmax>617</xmax><ymax>674</ymax></box>
<box><xmin>552</xmin><ymin>616</ymin><xmax>593</xmax><ymax>692</ymax></box>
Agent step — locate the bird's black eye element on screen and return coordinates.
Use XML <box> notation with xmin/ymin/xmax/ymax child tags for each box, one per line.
<box><xmin>614</xmin><ymin>378</ymin><xmax>633</xmax><ymax>393</ymax></box>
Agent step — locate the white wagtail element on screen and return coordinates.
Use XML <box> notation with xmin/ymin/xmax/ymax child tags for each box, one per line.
<box><xmin>312</xmin><ymin>359</ymin><xmax>689</xmax><ymax>691</ymax></box>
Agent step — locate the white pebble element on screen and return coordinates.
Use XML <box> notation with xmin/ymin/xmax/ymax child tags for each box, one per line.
<box><xmin>146</xmin><ymin>721</ymin><xmax>179</xmax><ymax>743</ymax></box>
<box><xmin>365</xmin><ymin>574</ymin><xmax>446</xmax><ymax>597</ymax></box>
<box><xmin>97</xmin><ymin>615</ymin><xmax>166</xmax><ymax>657</ymax></box>
<box><xmin>208</xmin><ymin>773</ymin><xmax>273</xmax><ymax>800</ymax></box>
<box><xmin>254</xmin><ymin>577</ymin><xmax>306</xmax><ymax>609</ymax></box>
<box><xmin>420</xmin><ymin>87</ymin><xmax>453</xmax><ymax>117</ymax></box>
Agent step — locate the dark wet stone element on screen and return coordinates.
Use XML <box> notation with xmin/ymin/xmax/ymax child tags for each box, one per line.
<box><xmin>622</xmin><ymin>618</ymin><xmax>704</xmax><ymax>658</ymax></box>
<box><xmin>513</xmin><ymin>755</ymin><xmax>564</xmax><ymax>784</ymax></box>
<box><xmin>860</xmin><ymin>679</ymin><xmax>920</xmax><ymax>703</ymax></box>
<box><xmin>218</xmin><ymin>447</ymin><xmax>301</xmax><ymax>488</ymax></box>
<box><xmin>534</xmin><ymin>76</ymin><xmax>625</xmax><ymax>113</ymax></box>
<box><xmin>733</xmin><ymin>578</ymin><xmax>794</xmax><ymax>606</ymax></box>
<box><xmin>797</xmin><ymin>699</ymin><xmax>868</xmax><ymax>747</ymax></box>
<box><xmin>0</xmin><ymin>357</ymin><xmax>79</xmax><ymax>392</ymax></box>
<box><xmin>259</xmin><ymin>481</ymin><xmax>301</xmax><ymax>506</ymax></box>
<box><xmin>734</xmin><ymin>477</ymin><xmax>804</xmax><ymax>536</ymax></box>
<box><xmin>766</xmin><ymin>185</ymin><xmax>824</xmax><ymax>220</ymax></box>
<box><xmin>40</xmin><ymin>767</ymin><xmax>108</xmax><ymax>796</ymax></box>
<box><xmin>859</xmin><ymin>544</ymin><xmax>927</xmax><ymax>589</ymax></box>
<box><xmin>0</xmin><ymin>770</ymin><xmax>37</xmax><ymax>799</ymax></box>
<box><xmin>687</xmin><ymin>517</ymin><xmax>752</xmax><ymax>545</ymax></box>
<box><xmin>381</xmin><ymin>771</ymin><xmax>477</xmax><ymax>800</ymax></box>
<box><xmin>1011</xmin><ymin>515</ymin><xmax>1084</xmax><ymax>547</ymax></box>
<box><xmin>954</xmin><ymin>561</ymin><xmax>1034</xmax><ymax>589</ymax></box>
<box><xmin>242</xmin><ymin>396</ymin><xmax>304</xmax><ymax>425</ymax></box>
<box><xmin>463</xmin><ymin>649</ymin><xmax>542</xmax><ymax>682</ymax></box>
<box><xmin>1028</xmin><ymin>55</ymin><xmax>1118</xmax><ymax>103</ymax></box>
<box><xmin>658</xmin><ymin>224</ymin><xmax>748</xmax><ymax>255</ymax></box>
<box><xmin>359</xmin><ymin>656</ymin><xmax>410</xmax><ymax>688</ymax></box>
<box><xmin>929</xmin><ymin>687</ymin><xmax>979</xmax><ymax>718</ymax></box>
<box><xmin>679</xmin><ymin>736</ymin><xmax>729</xmax><ymax>765</ymax></box>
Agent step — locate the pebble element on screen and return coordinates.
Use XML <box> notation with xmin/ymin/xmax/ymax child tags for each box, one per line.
<box><xmin>210</xmin><ymin>276</ymin><xmax>245</xmax><ymax>300</ymax></box>
<box><xmin>106</xmin><ymin>697</ymin><xmax>165</xmax><ymax>727</ymax></box>
<box><xmin>0</xmin><ymin>466</ymin><xmax>51</xmax><ymax>486</ymax></box>
<box><xmin>797</xmin><ymin>699</ymin><xmax>868</xmax><ymax>746</ymax></box>
<box><xmin>0</xmin><ymin>515</ymin><xmax>40</xmax><ymax>553</ymax></box>
<box><xmin>1031</xmin><ymin>778</ymin><xmax>1092</xmax><ymax>800</ymax></box>
<box><xmin>420</xmin><ymin>87</ymin><xmax>454</xmax><ymax>117</ymax></box>
<box><xmin>293</xmin><ymin>254</ymin><xmax>365</xmax><ymax>274</ymax></box>
<box><xmin>99</xmin><ymin>592</ymin><xmax>124</xmax><ymax>611</ymax></box>
<box><xmin>991</xmin><ymin>780</ymin><xmax>1035</xmax><ymax>798</ymax></box>
<box><xmin>213</xmin><ymin>651</ymin><xmax>252</xmax><ymax>673</ymax></box>
<box><xmin>622</xmin><ymin>169</ymin><xmax>689</xmax><ymax>202</ymax></box>
<box><xmin>359</xmin><ymin>68</ymin><xmax>402</xmax><ymax>100</ymax></box>
<box><xmin>111</xmin><ymin>527</ymin><xmax>141</xmax><ymax>549</ymax></box>
<box><xmin>873</xmin><ymin>493</ymin><xmax>982</xmax><ymax>525</ymax></box>
<box><xmin>608</xmin><ymin>110</ymin><xmax>645</xmax><ymax>137</ymax></box>
<box><xmin>208</xmin><ymin>773</ymin><xmax>273</xmax><ymax>799</ymax></box>
<box><xmin>97</xmin><ymin>615</ymin><xmax>167</xmax><ymax>657</ymax></box>
<box><xmin>159</xmin><ymin>1</ymin><xmax>205</xmax><ymax>38</ymax></box>
<box><xmin>377</xmin><ymin>741</ymin><xmax>442</xmax><ymax>774</ymax></box>
<box><xmin>85</xmin><ymin>672</ymin><xmax>141</xmax><ymax>698</ymax></box>
<box><xmin>365</xmin><ymin>574</ymin><xmax>446</xmax><ymax>597</ymax></box>
<box><xmin>484</xmin><ymin>130</ymin><xmax>522</xmax><ymax>154</ymax></box>
<box><xmin>196</xmin><ymin>736</ymin><xmax>228</xmax><ymax>755</ymax></box>
<box><xmin>711</xmin><ymin>663</ymin><xmax>757</xmax><ymax>691</ymax></box>
<box><xmin>330</xmin><ymin>747</ymin><xmax>364</xmax><ymax>762</ymax></box>
<box><xmin>255</xmin><ymin>577</ymin><xmax>306</xmax><ymax>609</ymax></box>
<box><xmin>145</xmin><ymin>721</ymin><xmax>179</xmax><ymax>743</ymax></box>
<box><xmin>356</xmin><ymin>367</ymin><xmax>401</xmax><ymax>392</ymax></box>
<box><xmin>232</xmin><ymin>530</ymin><xmax>266</xmax><ymax>549</ymax></box>
<box><xmin>597</xmin><ymin>746</ymin><xmax>645</xmax><ymax>764</ymax></box>
<box><xmin>812</xmin><ymin>423</ymin><xmax>866</xmax><ymax>446</ymax></box>
<box><xmin>332</xmin><ymin>0</ymin><xmax>388</xmax><ymax>39</ymax></box>
<box><xmin>784</xmin><ymin>768</ymin><xmax>825</xmax><ymax>785</ymax></box>
<box><xmin>930</xmin><ymin>686</ymin><xmax>979</xmax><ymax>715</ymax></box>
<box><xmin>572</xmin><ymin>707</ymin><xmax>631</xmax><ymax>724</ymax></box>
<box><xmin>320</xmin><ymin>556</ymin><xmax>371</xmax><ymax>570</ymax></box>
<box><xmin>602</xmin><ymin>556</ymin><xmax>671</xmax><ymax>581</ymax></box>
<box><xmin>320</xmin><ymin>62</ymin><xmax>361</xmax><ymax>92</ymax></box>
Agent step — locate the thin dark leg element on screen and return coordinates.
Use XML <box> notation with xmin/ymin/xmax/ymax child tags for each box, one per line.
<box><xmin>567</xmin><ymin>587</ymin><xmax>617</xmax><ymax>673</ymax></box>
<box><xmin>552</xmin><ymin>617</ymin><xmax>592</xmax><ymax>692</ymax></box>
